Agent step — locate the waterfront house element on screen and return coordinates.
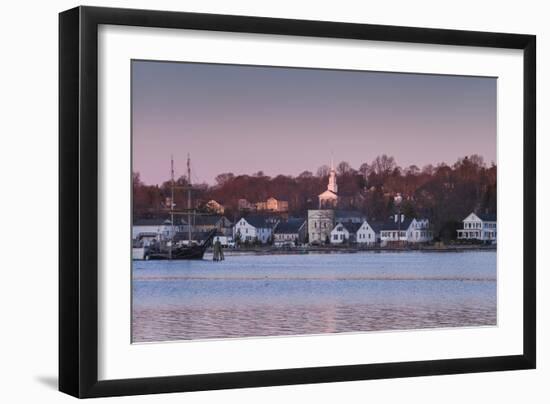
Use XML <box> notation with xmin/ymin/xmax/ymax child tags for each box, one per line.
<box><xmin>233</xmin><ymin>215</ymin><xmax>276</xmax><ymax>244</ymax></box>
<box><xmin>191</xmin><ymin>215</ymin><xmax>233</xmax><ymax>236</ymax></box>
<box><xmin>408</xmin><ymin>218</ymin><xmax>432</xmax><ymax>243</ymax></box>
<box><xmin>457</xmin><ymin>212</ymin><xmax>497</xmax><ymax>243</ymax></box>
<box><xmin>132</xmin><ymin>217</ymin><xmax>180</xmax><ymax>241</ymax></box>
<box><xmin>356</xmin><ymin>220</ymin><xmax>379</xmax><ymax>245</ymax></box>
<box><xmin>273</xmin><ymin>218</ymin><xmax>307</xmax><ymax>246</ymax></box>
<box><xmin>307</xmin><ymin>208</ymin><xmax>366</xmax><ymax>245</ymax></box>
<box><xmin>379</xmin><ymin>215</ymin><xmax>433</xmax><ymax>246</ymax></box>
<box><xmin>330</xmin><ymin>222</ymin><xmax>362</xmax><ymax>244</ymax></box>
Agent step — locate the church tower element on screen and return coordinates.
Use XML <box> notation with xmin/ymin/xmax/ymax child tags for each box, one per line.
<box><xmin>318</xmin><ymin>157</ymin><xmax>339</xmax><ymax>208</ymax></box>
<box><xmin>327</xmin><ymin>157</ymin><xmax>338</xmax><ymax>194</ymax></box>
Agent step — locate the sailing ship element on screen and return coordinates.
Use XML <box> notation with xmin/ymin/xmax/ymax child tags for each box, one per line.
<box><xmin>142</xmin><ymin>154</ymin><xmax>216</xmax><ymax>260</ymax></box>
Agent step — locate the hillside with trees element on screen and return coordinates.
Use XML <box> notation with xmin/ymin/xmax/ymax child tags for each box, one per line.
<box><xmin>133</xmin><ymin>154</ymin><xmax>496</xmax><ymax>241</ymax></box>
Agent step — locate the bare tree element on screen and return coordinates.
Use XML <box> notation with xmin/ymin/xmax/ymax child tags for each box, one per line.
<box><xmin>371</xmin><ymin>154</ymin><xmax>397</xmax><ymax>175</ymax></box>
<box><xmin>359</xmin><ymin>162</ymin><xmax>371</xmax><ymax>177</ymax></box>
<box><xmin>421</xmin><ymin>164</ymin><xmax>434</xmax><ymax>176</ymax></box>
<box><xmin>215</xmin><ymin>172</ymin><xmax>235</xmax><ymax>186</ymax></box>
<box><xmin>337</xmin><ymin>161</ymin><xmax>352</xmax><ymax>175</ymax></box>
<box><xmin>132</xmin><ymin>171</ymin><xmax>142</xmax><ymax>187</ymax></box>
<box><xmin>468</xmin><ymin>154</ymin><xmax>485</xmax><ymax>169</ymax></box>
<box><xmin>316</xmin><ymin>165</ymin><xmax>330</xmax><ymax>177</ymax></box>
<box><xmin>298</xmin><ymin>170</ymin><xmax>313</xmax><ymax>179</ymax></box>
<box><xmin>405</xmin><ymin>165</ymin><xmax>420</xmax><ymax>176</ymax></box>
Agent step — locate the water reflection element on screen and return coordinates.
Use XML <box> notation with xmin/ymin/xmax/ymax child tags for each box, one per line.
<box><xmin>132</xmin><ymin>251</ymin><xmax>496</xmax><ymax>342</ymax></box>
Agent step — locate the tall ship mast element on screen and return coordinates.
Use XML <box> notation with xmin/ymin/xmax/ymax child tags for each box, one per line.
<box><xmin>145</xmin><ymin>155</ymin><xmax>216</xmax><ymax>260</ymax></box>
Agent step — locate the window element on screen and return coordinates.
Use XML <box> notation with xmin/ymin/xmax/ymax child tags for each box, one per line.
<box><xmin>333</xmin><ymin>235</ymin><xmax>337</xmax><ymax>240</ymax></box>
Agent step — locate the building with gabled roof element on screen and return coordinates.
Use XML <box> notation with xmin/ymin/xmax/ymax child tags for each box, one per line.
<box><xmin>379</xmin><ymin>215</ymin><xmax>432</xmax><ymax>246</ymax></box>
<box><xmin>457</xmin><ymin>212</ymin><xmax>497</xmax><ymax>242</ymax></box>
<box><xmin>233</xmin><ymin>215</ymin><xmax>277</xmax><ymax>244</ymax></box>
<box><xmin>132</xmin><ymin>217</ymin><xmax>182</xmax><ymax>241</ymax></box>
<box><xmin>273</xmin><ymin>218</ymin><xmax>307</xmax><ymax>246</ymax></box>
<box><xmin>356</xmin><ymin>220</ymin><xmax>379</xmax><ymax>245</ymax></box>
<box><xmin>330</xmin><ymin>221</ymin><xmax>362</xmax><ymax>244</ymax></box>
<box><xmin>190</xmin><ymin>215</ymin><xmax>232</xmax><ymax>236</ymax></box>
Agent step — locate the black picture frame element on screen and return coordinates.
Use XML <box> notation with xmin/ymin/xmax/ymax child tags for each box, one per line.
<box><xmin>59</xmin><ymin>5</ymin><xmax>536</xmax><ymax>398</ymax></box>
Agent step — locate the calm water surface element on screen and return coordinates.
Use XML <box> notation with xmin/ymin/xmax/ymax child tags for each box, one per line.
<box><xmin>132</xmin><ymin>251</ymin><xmax>496</xmax><ymax>342</ymax></box>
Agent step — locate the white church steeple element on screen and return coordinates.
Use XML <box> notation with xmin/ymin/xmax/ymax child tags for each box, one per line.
<box><xmin>318</xmin><ymin>156</ymin><xmax>339</xmax><ymax>209</ymax></box>
<box><xmin>327</xmin><ymin>156</ymin><xmax>338</xmax><ymax>194</ymax></box>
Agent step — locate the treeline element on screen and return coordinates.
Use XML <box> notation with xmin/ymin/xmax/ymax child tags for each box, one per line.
<box><xmin>133</xmin><ymin>154</ymin><xmax>496</xmax><ymax>240</ymax></box>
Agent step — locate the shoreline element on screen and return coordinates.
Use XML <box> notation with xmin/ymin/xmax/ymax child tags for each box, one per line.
<box><xmin>210</xmin><ymin>244</ymin><xmax>496</xmax><ymax>257</ymax></box>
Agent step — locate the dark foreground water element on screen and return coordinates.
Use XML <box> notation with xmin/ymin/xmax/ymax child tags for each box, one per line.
<box><xmin>132</xmin><ymin>251</ymin><xmax>496</xmax><ymax>342</ymax></box>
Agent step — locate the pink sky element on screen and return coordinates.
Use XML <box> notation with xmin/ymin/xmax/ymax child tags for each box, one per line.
<box><xmin>132</xmin><ymin>60</ymin><xmax>496</xmax><ymax>185</ymax></box>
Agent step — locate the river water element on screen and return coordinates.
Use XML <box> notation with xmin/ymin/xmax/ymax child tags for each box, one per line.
<box><xmin>132</xmin><ymin>251</ymin><xmax>496</xmax><ymax>342</ymax></box>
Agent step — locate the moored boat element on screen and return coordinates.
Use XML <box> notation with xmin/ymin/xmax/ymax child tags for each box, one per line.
<box><xmin>145</xmin><ymin>229</ymin><xmax>216</xmax><ymax>260</ymax></box>
<box><xmin>140</xmin><ymin>154</ymin><xmax>216</xmax><ymax>261</ymax></box>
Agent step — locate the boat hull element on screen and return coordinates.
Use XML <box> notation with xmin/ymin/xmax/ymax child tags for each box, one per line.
<box><xmin>146</xmin><ymin>245</ymin><xmax>206</xmax><ymax>260</ymax></box>
<box><xmin>144</xmin><ymin>229</ymin><xmax>217</xmax><ymax>260</ymax></box>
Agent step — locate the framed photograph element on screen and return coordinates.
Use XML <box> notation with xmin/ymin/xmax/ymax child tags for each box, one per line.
<box><xmin>59</xmin><ymin>6</ymin><xmax>536</xmax><ymax>398</ymax></box>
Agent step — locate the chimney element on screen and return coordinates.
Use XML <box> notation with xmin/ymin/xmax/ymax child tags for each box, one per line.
<box><xmin>401</xmin><ymin>214</ymin><xmax>405</xmax><ymax>223</ymax></box>
<box><xmin>394</xmin><ymin>214</ymin><xmax>398</xmax><ymax>223</ymax></box>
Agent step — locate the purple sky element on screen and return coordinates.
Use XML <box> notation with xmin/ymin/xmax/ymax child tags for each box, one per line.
<box><xmin>132</xmin><ymin>60</ymin><xmax>496</xmax><ymax>186</ymax></box>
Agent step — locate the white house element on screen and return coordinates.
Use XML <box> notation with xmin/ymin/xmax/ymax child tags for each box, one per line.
<box><xmin>192</xmin><ymin>215</ymin><xmax>233</xmax><ymax>236</ymax></box>
<box><xmin>379</xmin><ymin>215</ymin><xmax>433</xmax><ymax>246</ymax></box>
<box><xmin>132</xmin><ymin>218</ymin><xmax>179</xmax><ymax>242</ymax></box>
<box><xmin>273</xmin><ymin>218</ymin><xmax>307</xmax><ymax>247</ymax></box>
<box><xmin>330</xmin><ymin>222</ymin><xmax>361</xmax><ymax>244</ymax></box>
<box><xmin>407</xmin><ymin>218</ymin><xmax>433</xmax><ymax>243</ymax></box>
<box><xmin>356</xmin><ymin>220</ymin><xmax>378</xmax><ymax>245</ymax></box>
<box><xmin>457</xmin><ymin>212</ymin><xmax>497</xmax><ymax>242</ymax></box>
<box><xmin>233</xmin><ymin>215</ymin><xmax>275</xmax><ymax>244</ymax></box>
